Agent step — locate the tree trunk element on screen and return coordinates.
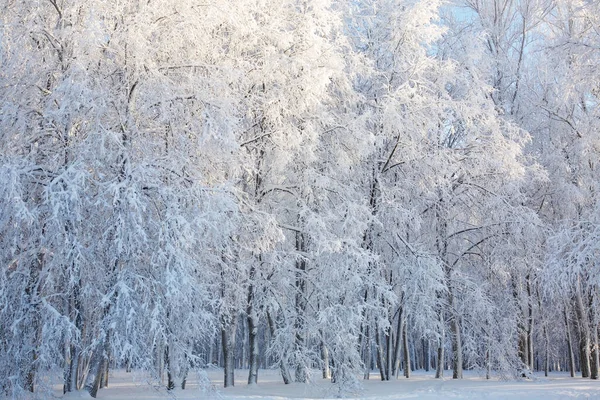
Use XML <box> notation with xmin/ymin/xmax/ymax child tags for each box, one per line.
<box><xmin>526</xmin><ymin>275</ymin><xmax>534</xmax><ymax>371</ymax></box>
<box><xmin>103</xmin><ymin>357</ymin><xmax>109</xmax><ymax>388</ymax></box>
<box><xmin>267</xmin><ymin>310</ymin><xmax>292</xmax><ymax>384</ymax></box>
<box><xmin>575</xmin><ymin>278</ymin><xmax>591</xmax><ymax>378</ymax></box>
<box><xmin>86</xmin><ymin>330</ymin><xmax>111</xmax><ymax>398</ymax></box>
<box><xmin>165</xmin><ymin>345</ymin><xmax>175</xmax><ymax>390</ymax></box>
<box><xmin>63</xmin><ymin>341</ymin><xmax>73</xmax><ymax>394</ymax></box>
<box><xmin>424</xmin><ymin>338</ymin><xmax>430</xmax><ymax>372</ymax></box>
<box><xmin>247</xmin><ymin>264</ymin><xmax>259</xmax><ymax>385</ymax></box>
<box><xmin>222</xmin><ymin>314</ymin><xmax>238</xmax><ymax>388</ymax></box>
<box><xmin>393</xmin><ymin>309</ymin><xmax>403</xmax><ymax>378</ymax></box>
<box><xmin>590</xmin><ymin>305</ymin><xmax>599</xmax><ymax>380</ymax></box>
<box><xmin>64</xmin><ymin>282</ymin><xmax>84</xmax><ymax>393</ymax></box>
<box><xmin>386</xmin><ymin>322</ymin><xmax>393</xmax><ymax>380</ymax></box>
<box><xmin>181</xmin><ymin>354</ymin><xmax>189</xmax><ymax>389</ymax></box>
<box><xmin>247</xmin><ymin>311</ymin><xmax>259</xmax><ymax>384</ymax></box>
<box><xmin>544</xmin><ymin>324</ymin><xmax>550</xmax><ymax>377</ymax></box>
<box><xmin>435</xmin><ymin>311</ymin><xmax>445</xmax><ymax>379</ymax></box>
<box><xmin>565</xmin><ymin>306</ymin><xmax>576</xmax><ymax>378</ymax></box>
<box><xmin>375</xmin><ymin>321</ymin><xmax>387</xmax><ymax>380</ymax></box>
<box><xmin>294</xmin><ymin>231</ymin><xmax>308</xmax><ymax>383</ymax></box>
<box><xmin>320</xmin><ymin>340</ymin><xmax>330</xmax><ymax>379</ymax></box>
<box><xmin>449</xmin><ymin>288</ymin><xmax>463</xmax><ymax>379</ymax></box>
<box><xmin>403</xmin><ymin>320</ymin><xmax>410</xmax><ymax>378</ymax></box>
<box><xmin>363</xmin><ymin>323</ymin><xmax>371</xmax><ymax>380</ymax></box>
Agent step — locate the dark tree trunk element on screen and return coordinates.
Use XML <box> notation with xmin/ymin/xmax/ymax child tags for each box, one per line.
<box><xmin>393</xmin><ymin>308</ymin><xmax>403</xmax><ymax>378</ymax></box>
<box><xmin>375</xmin><ymin>321</ymin><xmax>387</xmax><ymax>380</ymax></box>
<box><xmin>363</xmin><ymin>322</ymin><xmax>371</xmax><ymax>380</ymax></box>
<box><xmin>294</xmin><ymin>231</ymin><xmax>308</xmax><ymax>383</ymax></box>
<box><xmin>386</xmin><ymin>322</ymin><xmax>393</xmax><ymax>380</ymax></box>
<box><xmin>435</xmin><ymin>311</ymin><xmax>445</xmax><ymax>379</ymax></box>
<box><xmin>424</xmin><ymin>338</ymin><xmax>430</xmax><ymax>372</ymax></box>
<box><xmin>565</xmin><ymin>306</ymin><xmax>576</xmax><ymax>377</ymax></box>
<box><xmin>590</xmin><ymin>303</ymin><xmax>599</xmax><ymax>380</ymax></box>
<box><xmin>403</xmin><ymin>320</ymin><xmax>410</xmax><ymax>378</ymax></box>
<box><xmin>247</xmin><ymin>264</ymin><xmax>259</xmax><ymax>385</ymax></box>
<box><xmin>86</xmin><ymin>329</ymin><xmax>111</xmax><ymax>398</ymax></box>
<box><xmin>449</xmin><ymin>291</ymin><xmax>463</xmax><ymax>379</ymax></box>
<box><xmin>166</xmin><ymin>345</ymin><xmax>175</xmax><ymax>390</ymax></box>
<box><xmin>222</xmin><ymin>314</ymin><xmax>238</xmax><ymax>388</ymax></box>
<box><xmin>181</xmin><ymin>354</ymin><xmax>189</xmax><ymax>389</ymax></box>
<box><xmin>575</xmin><ymin>279</ymin><xmax>591</xmax><ymax>378</ymax></box>
<box><xmin>267</xmin><ymin>310</ymin><xmax>292</xmax><ymax>384</ymax></box>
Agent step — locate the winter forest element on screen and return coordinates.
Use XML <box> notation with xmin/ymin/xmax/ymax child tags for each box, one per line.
<box><xmin>1</xmin><ymin>0</ymin><xmax>599</xmax><ymax>398</ymax></box>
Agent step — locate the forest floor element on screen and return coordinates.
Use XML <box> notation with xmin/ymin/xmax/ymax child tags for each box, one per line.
<box><xmin>54</xmin><ymin>368</ymin><xmax>600</xmax><ymax>400</ymax></box>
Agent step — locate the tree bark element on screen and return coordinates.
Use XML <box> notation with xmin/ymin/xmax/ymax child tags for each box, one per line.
<box><xmin>165</xmin><ymin>344</ymin><xmax>175</xmax><ymax>390</ymax></box>
<box><xmin>526</xmin><ymin>275</ymin><xmax>534</xmax><ymax>371</ymax></box>
<box><xmin>393</xmin><ymin>308</ymin><xmax>403</xmax><ymax>378</ymax></box>
<box><xmin>85</xmin><ymin>328</ymin><xmax>111</xmax><ymax>398</ymax></box>
<box><xmin>435</xmin><ymin>310</ymin><xmax>445</xmax><ymax>379</ymax></box>
<box><xmin>386</xmin><ymin>322</ymin><xmax>393</xmax><ymax>380</ymax></box>
<box><xmin>590</xmin><ymin>299</ymin><xmax>599</xmax><ymax>380</ymax></box>
<box><xmin>403</xmin><ymin>320</ymin><xmax>410</xmax><ymax>378</ymax></box>
<box><xmin>247</xmin><ymin>264</ymin><xmax>259</xmax><ymax>385</ymax></box>
<box><xmin>319</xmin><ymin>340</ymin><xmax>330</xmax><ymax>379</ymax></box>
<box><xmin>575</xmin><ymin>277</ymin><xmax>591</xmax><ymax>378</ymax></box>
<box><xmin>222</xmin><ymin>314</ymin><xmax>238</xmax><ymax>388</ymax></box>
<box><xmin>565</xmin><ymin>306</ymin><xmax>576</xmax><ymax>377</ymax></box>
<box><xmin>294</xmin><ymin>231</ymin><xmax>308</xmax><ymax>383</ymax></box>
<box><xmin>363</xmin><ymin>323</ymin><xmax>371</xmax><ymax>380</ymax></box>
<box><xmin>451</xmin><ymin>310</ymin><xmax>463</xmax><ymax>379</ymax></box>
<box><xmin>267</xmin><ymin>310</ymin><xmax>292</xmax><ymax>384</ymax></box>
<box><xmin>375</xmin><ymin>320</ymin><xmax>387</xmax><ymax>380</ymax></box>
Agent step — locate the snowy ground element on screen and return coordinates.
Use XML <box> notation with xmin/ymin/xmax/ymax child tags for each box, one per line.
<box><xmin>54</xmin><ymin>369</ymin><xmax>600</xmax><ymax>400</ymax></box>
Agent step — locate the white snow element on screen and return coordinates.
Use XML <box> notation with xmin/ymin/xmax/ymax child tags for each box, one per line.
<box><xmin>49</xmin><ymin>369</ymin><xmax>600</xmax><ymax>400</ymax></box>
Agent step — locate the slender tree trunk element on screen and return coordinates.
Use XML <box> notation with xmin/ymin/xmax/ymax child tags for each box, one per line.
<box><xmin>375</xmin><ymin>321</ymin><xmax>387</xmax><ymax>380</ymax></box>
<box><xmin>393</xmin><ymin>308</ymin><xmax>403</xmax><ymax>378</ymax></box>
<box><xmin>451</xmin><ymin>314</ymin><xmax>463</xmax><ymax>379</ymax></box>
<box><xmin>77</xmin><ymin>352</ymin><xmax>89</xmax><ymax>390</ymax></box>
<box><xmin>448</xmin><ymin>286</ymin><xmax>463</xmax><ymax>379</ymax></box>
<box><xmin>181</xmin><ymin>353</ymin><xmax>189</xmax><ymax>389</ymax></box>
<box><xmin>544</xmin><ymin>324</ymin><xmax>550</xmax><ymax>377</ymax></box>
<box><xmin>386</xmin><ymin>322</ymin><xmax>393</xmax><ymax>380</ymax></box>
<box><xmin>222</xmin><ymin>314</ymin><xmax>238</xmax><ymax>388</ymax></box>
<box><xmin>565</xmin><ymin>305</ymin><xmax>576</xmax><ymax>377</ymax></box>
<box><xmin>267</xmin><ymin>310</ymin><xmax>292</xmax><ymax>384</ymax></box>
<box><xmin>63</xmin><ymin>340</ymin><xmax>73</xmax><ymax>394</ymax></box>
<box><xmin>363</xmin><ymin>323</ymin><xmax>371</xmax><ymax>380</ymax></box>
<box><xmin>320</xmin><ymin>340</ymin><xmax>330</xmax><ymax>379</ymax></box>
<box><xmin>64</xmin><ymin>282</ymin><xmax>83</xmax><ymax>393</ymax></box>
<box><xmin>103</xmin><ymin>357</ymin><xmax>109</xmax><ymax>388</ymax></box>
<box><xmin>436</xmin><ymin>310</ymin><xmax>445</xmax><ymax>379</ymax></box>
<box><xmin>247</xmin><ymin>264</ymin><xmax>259</xmax><ymax>385</ymax></box>
<box><xmin>166</xmin><ymin>344</ymin><xmax>175</xmax><ymax>390</ymax></box>
<box><xmin>590</xmin><ymin>303</ymin><xmax>599</xmax><ymax>380</ymax></box>
<box><xmin>575</xmin><ymin>278</ymin><xmax>591</xmax><ymax>378</ymax></box>
<box><xmin>403</xmin><ymin>320</ymin><xmax>410</xmax><ymax>378</ymax></box>
<box><xmin>86</xmin><ymin>328</ymin><xmax>111</xmax><ymax>398</ymax></box>
<box><xmin>294</xmin><ymin>231</ymin><xmax>308</xmax><ymax>383</ymax></box>
<box><xmin>526</xmin><ymin>275</ymin><xmax>534</xmax><ymax>371</ymax></box>
<box><xmin>423</xmin><ymin>338</ymin><xmax>430</xmax><ymax>372</ymax></box>
<box><xmin>157</xmin><ymin>341</ymin><xmax>165</xmax><ymax>384</ymax></box>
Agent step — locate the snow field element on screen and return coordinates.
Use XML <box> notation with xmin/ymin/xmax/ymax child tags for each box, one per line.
<box><xmin>55</xmin><ymin>369</ymin><xmax>600</xmax><ymax>400</ymax></box>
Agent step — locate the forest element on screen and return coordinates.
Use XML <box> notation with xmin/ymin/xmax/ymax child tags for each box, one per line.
<box><xmin>0</xmin><ymin>0</ymin><xmax>599</xmax><ymax>398</ymax></box>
